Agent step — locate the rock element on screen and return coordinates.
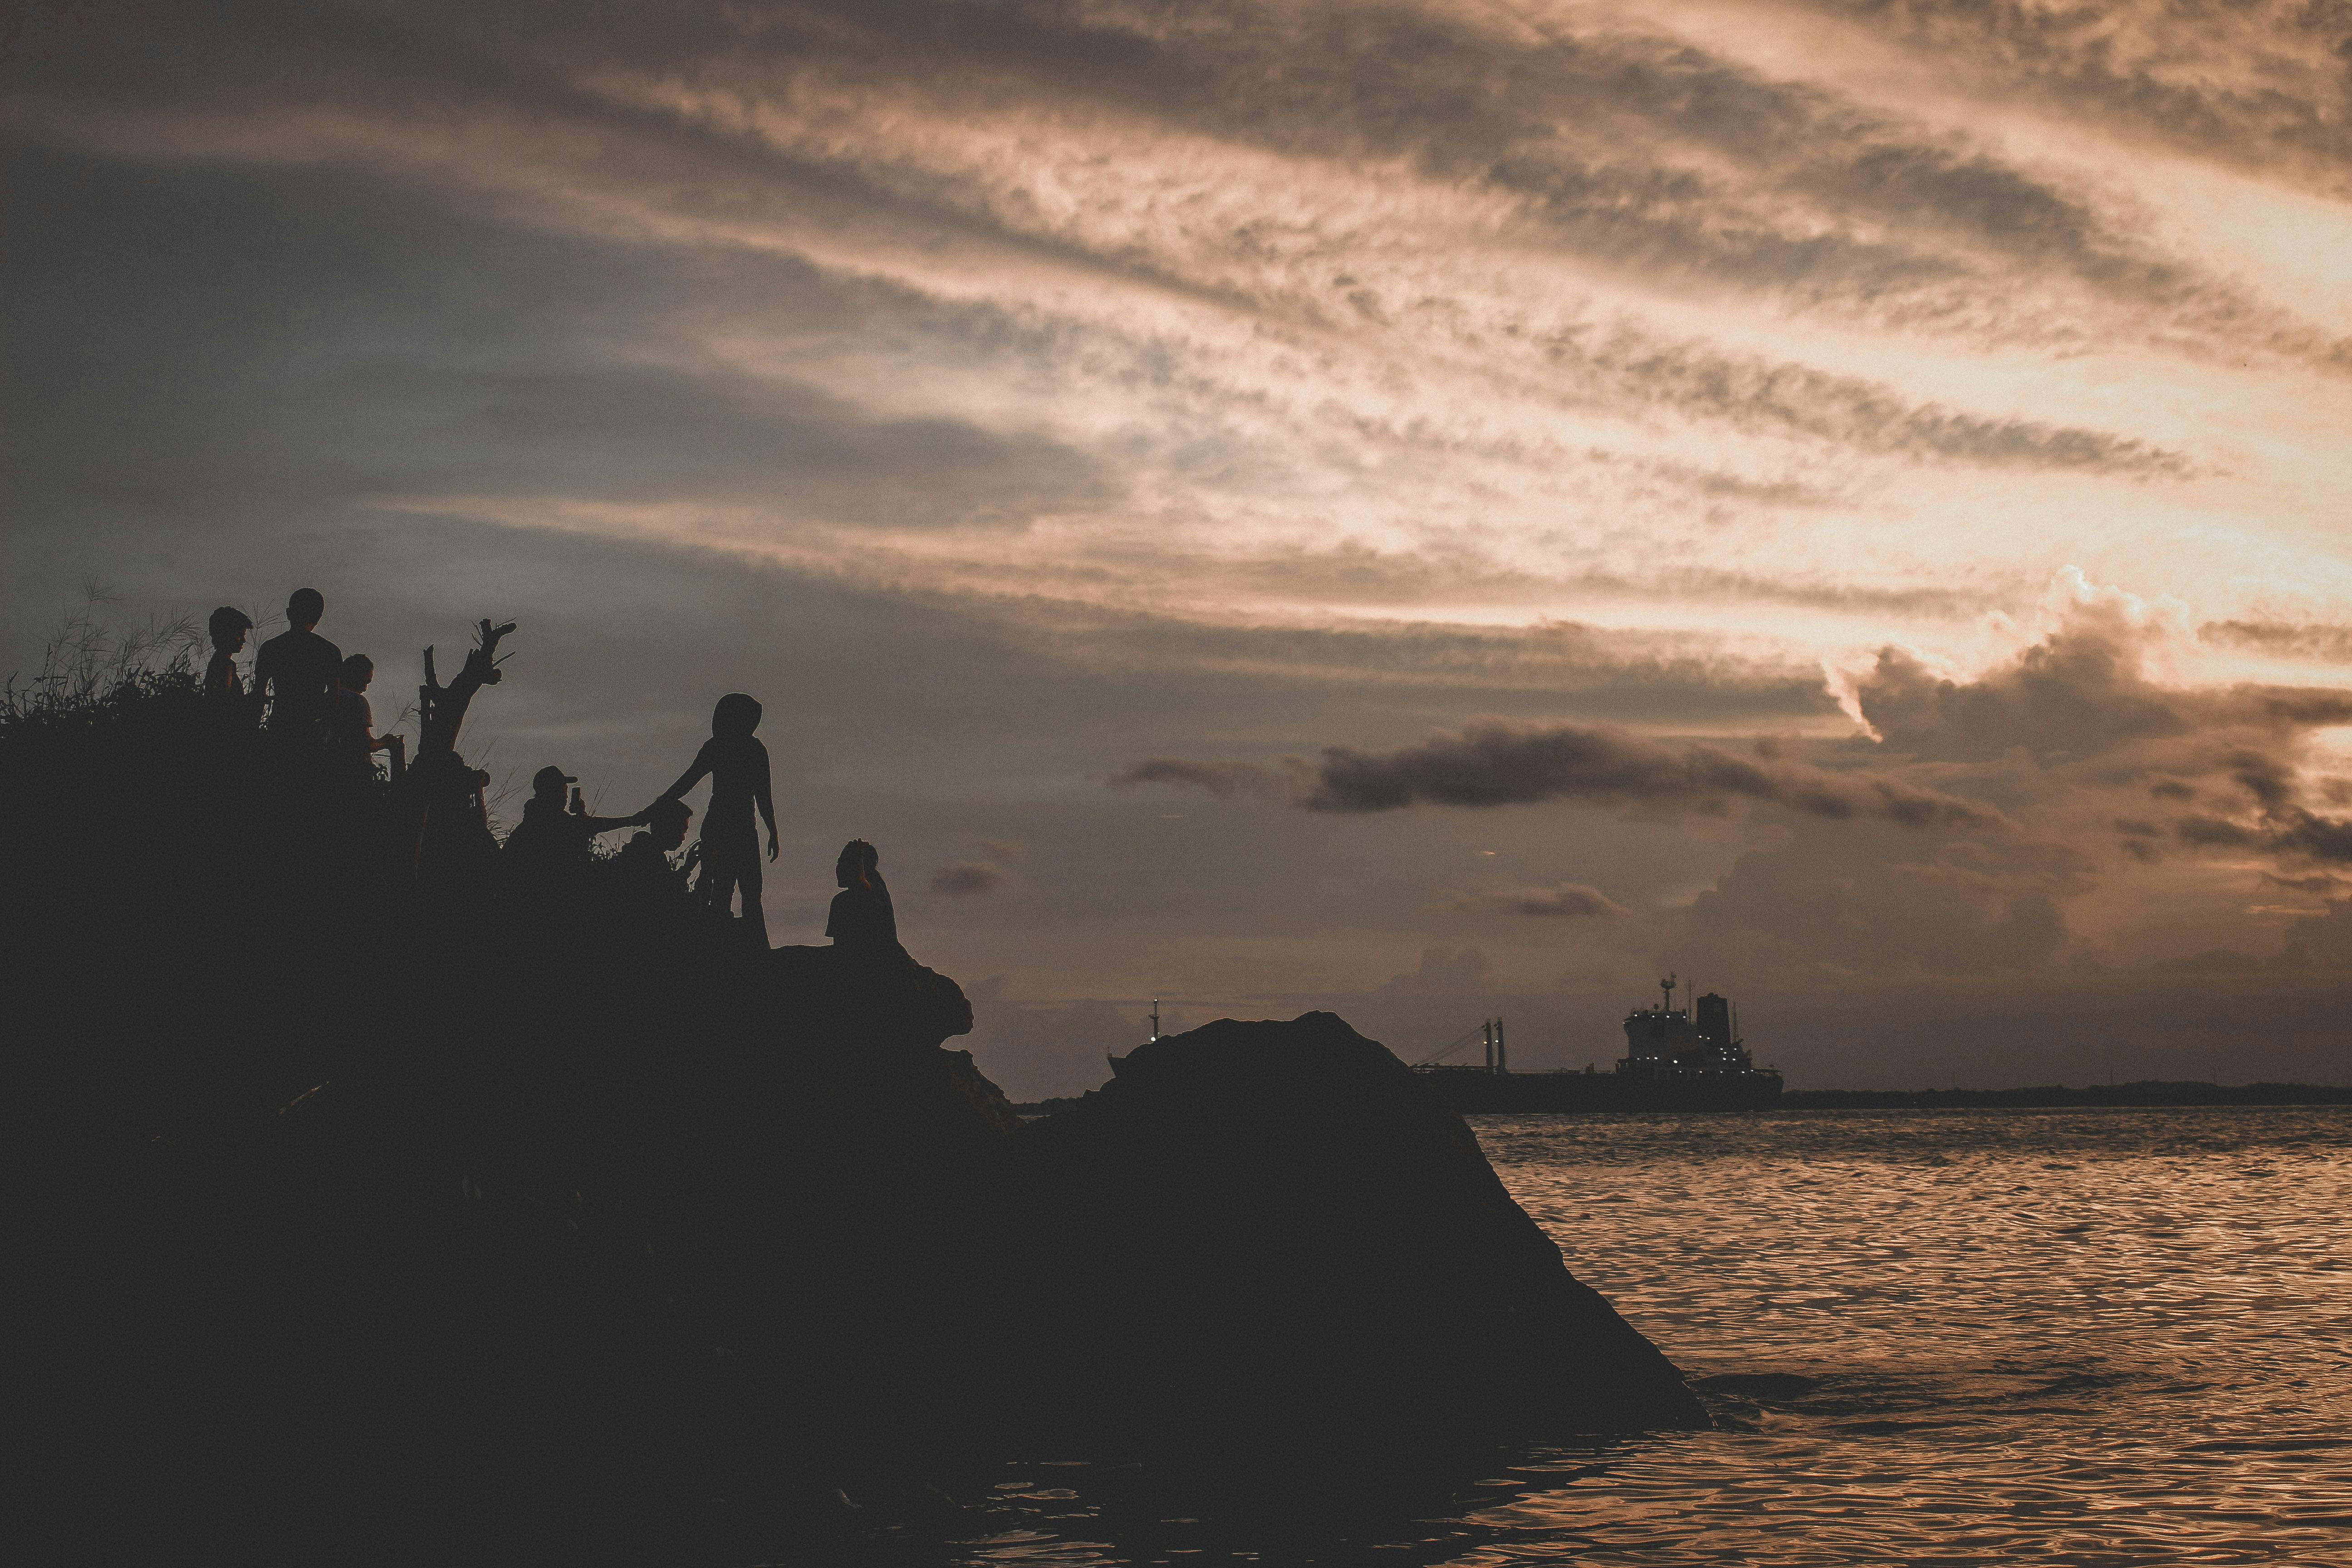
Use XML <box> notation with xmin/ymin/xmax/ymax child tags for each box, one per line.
<box><xmin>984</xmin><ymin>1012</ymin><xmax>1706</xmax><ymax>1474</ymax></box>
<box><xmin>765</xmin><ymin>943</ymin><xmax>975</xmax><ymax>1047</ymax></box>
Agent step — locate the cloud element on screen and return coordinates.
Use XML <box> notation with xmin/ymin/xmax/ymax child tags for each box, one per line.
<box><xmin>2200</xmin><ymin>620</ymin><xmax>2352</xmax><ymax>666</ymax></box>
<box><xmin>1300</xmin><ymin>720</ymin><xmax>1989</xmax><ymax>826</ymax></box>
<box><xmin>1109</xmin><ymin>758</ymin><xmax>1289</xmax><ymax>800</ymax></box>
<box><xmin>1377</xmin><ymin>946</ymin><xmax>1492</xmax><ymax>995</ymax></box>
<box><xmin>2152</xmin><ymin>948</ymin><xmax>2263</xmax><ymax>975</ymax></box>
<box><xmin>929</xmin><ymin>838</ymin><xmax>1025</xmax><ymax>895</ymax></box>
<box><xmin>931</xmin><ymin>860</ymin><xmax>1009</xmax><ymax>895</ymax></box>
<box><xmin>1438</xmin><ymin>882</ymin><xmax>1636</xmax><ymax>921</ymax></box>
<box><xmin>1855</xmin><ymin>620</ymin><xmax>2195</xmax><ymax>763</ymax></box>
<box><xmin>2263</xmin><ymin>872</ymin><xmax>2349</xmax><ymax>897</ymax></box>
<box><xmin>1798</xmin><ymin>0</ymin><xmax>2352</xmax><ymax>199</ymax></box>
<box><xmin>2177</xmin><ymin>807</ymin><xmax>2352</xmax><ymax>866</ymax></box>
<box><xmin>1562</xmin><ymin>327</ymin><xmax>2185</xmax><ymax>472</ymax></box>
<box><xmin>1681</xmin><ymin>821</ymin><xmax>2070</xmax><ymax>978</ymax></box>
<box><xmin>2279</xmin><ymin>898</ymin><xmax>2352</xmax><ymax>969</ymax></box>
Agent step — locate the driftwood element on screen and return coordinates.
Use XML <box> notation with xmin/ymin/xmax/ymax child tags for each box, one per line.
<box><xmin>406</xmin><ymin>618</ymin><xmax>515</xmax><ymax>877</ymax></box>
<box><xmin>417</xmin><ymin>619</ymin><xmax>516</xmax><ymax>762</ymax></box>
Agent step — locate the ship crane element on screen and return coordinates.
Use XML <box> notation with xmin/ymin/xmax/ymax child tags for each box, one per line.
<box><xmin>1412</xmin><ymin>1017</ymin><xmax>1508</xmax><ymax>1074</ymax></box>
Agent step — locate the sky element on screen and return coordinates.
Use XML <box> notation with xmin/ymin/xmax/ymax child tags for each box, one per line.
<box><xmin>10</xmin><ymin>0</ymin><xmax>2352</xmax><ymax>1097</ymax></box>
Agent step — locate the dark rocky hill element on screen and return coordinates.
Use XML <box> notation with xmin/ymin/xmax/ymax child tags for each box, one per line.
<box><xmin>4</xmin><ymin>671</ymin><xmax>1700</xmax><ymax>1561</ymax></box>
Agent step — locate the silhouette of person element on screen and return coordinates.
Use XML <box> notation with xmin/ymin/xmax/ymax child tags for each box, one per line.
<box><xmin>204</xmin><ymin>607</ymin><xmax>253</xmax><ymax>709</ymax></box>
<box><xmin>826</xmin><ymin>839</ymin><xmax>900</xmax><ymax>953</ymax></box>
<box><xmin>414</xmin><ymin>754</ymin><xmax>498</xmax><ymax>874</ymax></box>
<box><xmin>504</xmin><ymin>765</ymin><xmax>646</xmax><ymax>878</ymax></box>
<box><xmin>251</xmin><ymin>589</ymin><xmax>342</xmax><ymax>747</ymax></box>
<box><xmin>659</xmin><ymin>694</ymin><xmax>778</xmax><ymax>946</ymax></box>
<box><xmin>615</xmin><ymin>797</ymin><xmax>696</xmax><ymax>891</ymax></box>
<box><xmin>330</xmin><ymin>655</ymin><xmax>398</xmax><ymax>777</ymax></box>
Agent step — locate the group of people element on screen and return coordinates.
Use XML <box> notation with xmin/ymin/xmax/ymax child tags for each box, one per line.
<box><xmin>205</xmin><ymin>589</ymin><xmax>397</xmax><ymax>778</ymax></box>
<box><xmin>207</xmin><ymin>588</ymin><xmax>899</xmax><ymax>954</ymax></box>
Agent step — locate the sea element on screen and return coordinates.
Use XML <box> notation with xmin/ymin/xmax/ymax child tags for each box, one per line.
<box><xmin>931</xmin><ymin>1106</ymin><xmax>2352</xmax><ymax>1566</ymax></box>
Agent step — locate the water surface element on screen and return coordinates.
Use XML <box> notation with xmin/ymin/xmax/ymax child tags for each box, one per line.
<box><xmin>945</xmin><ymin>1107</ymin><xmax>2352</xmax><ymax>1565</ymax></box>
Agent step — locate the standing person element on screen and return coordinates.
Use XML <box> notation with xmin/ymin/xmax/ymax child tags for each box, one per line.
<box><xmin>329</xmin><ymin>655</ymin><xmax>399</xmax><ymax>778</ymax></box>
<box><xmin>204</xmin><ymin>607</ymin><xmax>254</xmax><ymax>711</ymax></box>
<box><xmin>251</xmin><ymin>588</ymin><xmax>342</xmax><ymax>749</ymax></box>
<box><xmin>658</xmin><ymin>693</ymin><xmax>778</xmax><ymax>946</ymax></box>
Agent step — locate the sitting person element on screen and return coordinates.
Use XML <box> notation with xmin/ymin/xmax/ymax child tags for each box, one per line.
<box><xmin>329</xmin><ymin>654</ymin><xmax>400</xmax><ymax>777</ymax></box>
<box><xmin>503</xmin><ymin>765</ymin><xmax>645</xmax><ymax>879</ymax></box>
<box><xmin>825</xmin><ymin>839</ymin><xmax>901</xmax><ymax>955</ymax></box>
<box><xmin>614</xmin><ymin>797</ymin><xmax>697</xmax><ymax>892</ymax></box>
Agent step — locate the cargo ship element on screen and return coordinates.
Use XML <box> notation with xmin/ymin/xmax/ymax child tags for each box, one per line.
<box><xmin>1411</xmin><ymin>974</ymin><xmax>1781</xmax><ymax>1112</ymax></box>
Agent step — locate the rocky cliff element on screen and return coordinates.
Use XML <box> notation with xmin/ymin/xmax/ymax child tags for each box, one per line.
<box><xmin>5</xmin><ymin>674</ymin><xmax>1700</xmax><ymax>1560</ymax></box>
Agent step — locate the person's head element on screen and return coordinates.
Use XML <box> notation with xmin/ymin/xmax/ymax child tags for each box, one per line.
<box><xmin>712</xmin><ymin>692</ymin><xmax>762</xmax><ymax>738</ymax></box>
<box><xmin>340</xmin><ymin>654</ymin><xmax>374</xmax><ymax>692</ymax></box>
<box><xmin>208</xmin><ymin>606</ymin><xmax>252</xmax><ymax>654</ymax></box>
<box><xmin>647</xmin><ymin>797</ymin><xmax>693</xmax><ymax>852</ymax></box>
<box><xmin>836</xmin><ymin>838</ymin><xmax>879</xmax><ymax>889</ymax></box>
<box><xmin>286</xmin><ymin>588</ymin><xmax>325</xmax><ymax>631</ymax></box>
<box><xmin>531</xmin><ymin>764</ymin><xmax>576</xmax><ymax>802</ymax></box>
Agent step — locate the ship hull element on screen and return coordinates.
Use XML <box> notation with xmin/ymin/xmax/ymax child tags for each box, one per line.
<box><xmin>1415</xmin><ymin>1070</ymin><xmax>1782</xmax><ymax>1114</ymax></box>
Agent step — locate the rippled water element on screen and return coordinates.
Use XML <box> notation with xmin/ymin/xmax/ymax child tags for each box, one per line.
<box><xmin>936</xmin><ymin>1107</ymin><xmax>2352</xmax><ymax>1566</ymax></box>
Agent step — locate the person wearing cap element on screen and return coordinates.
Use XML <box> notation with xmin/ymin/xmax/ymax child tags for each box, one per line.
<box><xmin>502</xmin><ymin>764</ymin><xmax>647</xmax><ymax>880</ymax></box>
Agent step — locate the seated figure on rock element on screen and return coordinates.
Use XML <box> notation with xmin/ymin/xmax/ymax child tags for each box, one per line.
<box><xmin>826</xmin><ymin>839</ymin><xmax>901</xmax><ymax>958</ymax></box>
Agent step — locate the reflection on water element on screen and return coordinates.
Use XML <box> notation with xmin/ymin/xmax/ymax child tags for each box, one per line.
<box><xmin>932</xmin><ymin>1107</ymin><xmax>2352</xmax><ymax>1566</ymax></box>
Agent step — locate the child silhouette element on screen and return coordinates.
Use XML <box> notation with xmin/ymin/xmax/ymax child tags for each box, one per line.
<box><xmin>826</xmin><ymin>839</ymin><xmax>900</xmax><ymax>954</ymax></box>
<box><xmin>204</xmin><ymin>607</ymin><xmax>253</xmax><ymax>710</ymax></box>
<box><xmin>658</xmin><ymin>693</ymin><xmax>778</xmax><ymax>946</ymax></box>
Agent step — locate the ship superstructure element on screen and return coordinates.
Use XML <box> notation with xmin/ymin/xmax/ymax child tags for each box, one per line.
<box><xmin>1618</xmin><ymin>974</ymin><xmax>1767</xmax><ymax>1084</ymax></box>
<box><xmin>1408</xmin><ymin>973</ymin><xmax>1781</xmax><ymax>1112</ymax></box>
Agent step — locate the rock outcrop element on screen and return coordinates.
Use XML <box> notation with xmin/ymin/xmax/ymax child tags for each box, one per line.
<box><xmin>985</xmin><ymin>1013</ymin><xmax>1705</xmax><ymax>1476</ymax></box>
<box><xmin>7</xmin><ymin>673</ymin><xmax>1702</xmax><ymax>1557</ymax></box>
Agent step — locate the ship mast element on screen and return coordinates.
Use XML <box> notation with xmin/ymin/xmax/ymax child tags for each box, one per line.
<box><xmin>1659</xmin><ymin>972</ymin><xmax>1676</xmax><ymax>1013</ymax></box>
<box><xmin>1149</xmin><ymin>998</ymin><xmax>1161</xmax><ymax>1043</ymax></box>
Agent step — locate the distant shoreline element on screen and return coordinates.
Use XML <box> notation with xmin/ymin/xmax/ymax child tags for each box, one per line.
<box><xmin>1010</xmin><ymin>1080</ymin><xmax>2352</xmax><ymax>1116</ymax></box>
<box><xmin>1779</xmin><ymin>1082</ymin><xmax>2352</xmax><ymax>1110</ymax></box>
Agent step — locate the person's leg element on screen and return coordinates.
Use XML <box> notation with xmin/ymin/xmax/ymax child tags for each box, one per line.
<box><xmin>737</xmin><ymin>844</ymin><xmax>767</xmax><ymax>948</ymax></box>
<box><xmin>705</xmin><ymin>855</ymin><xmax>740</xmax><ymax>922</ymax></box>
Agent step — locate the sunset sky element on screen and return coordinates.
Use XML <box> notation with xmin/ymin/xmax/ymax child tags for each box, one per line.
<box><xmin>11</xmin><ymin>0</ymin><xmax>2352</xmax><ymax>1095</ymax></box>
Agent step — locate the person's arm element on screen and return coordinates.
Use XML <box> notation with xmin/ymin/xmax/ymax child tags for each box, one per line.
<box><xmin>660</xmin><ymin>740</ymin><xmax>715</xmax><ymax>803</ymax></box>
<box><xmin>577</xmin><ymin>812</ymin><xmax>644</xmax><ymax>836</ymax></box>
<box><xmin>755</xmin><ymin>741</ymin><xmax>778</xmax><ymax>860</ymax></box>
